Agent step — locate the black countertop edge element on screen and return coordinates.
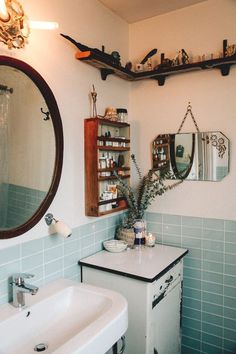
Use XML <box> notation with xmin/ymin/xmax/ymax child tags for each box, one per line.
<box><xmin>79</xmin><ymin>250</ymin><xmax>188</xmax><ymax>283</ymax></box>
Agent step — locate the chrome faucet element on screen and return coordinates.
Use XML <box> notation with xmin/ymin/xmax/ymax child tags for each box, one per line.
<box><xmin>10</xmin><ymin>273</ymin><xmax>39</xmax><ymax>308</ymax></box>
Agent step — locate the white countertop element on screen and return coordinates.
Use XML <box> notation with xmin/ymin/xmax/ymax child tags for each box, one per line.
<box><xmin>80</xmin><ymin>244</ymin><xmax>188</xmax><ymax>282</ymax></box>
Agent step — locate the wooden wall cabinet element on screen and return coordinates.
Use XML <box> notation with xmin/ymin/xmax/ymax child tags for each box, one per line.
<box><xmin>84</xmin><ymin>117</ymin><xmax>130</xmax><ymax>216</ymax></box>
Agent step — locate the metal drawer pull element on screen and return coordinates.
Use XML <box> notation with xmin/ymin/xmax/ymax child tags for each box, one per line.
<box><xmin>118</xmin><ymin>336</ymin><xmax>125</xmax><ymax>354</ymax></box>
<box><xmin>152</xmin><ymin>291</ymin><xmax>165</xmax><ymax>308</ymax></box>
<box><xmin>119</xmin><ymin>336</ymin><xmax>126</xmax><ymax>354</ymax></box>
<box><xmin>165</xmin><ymin>275</ymin><xmax>173</xmax><ymax>284</ymax></box>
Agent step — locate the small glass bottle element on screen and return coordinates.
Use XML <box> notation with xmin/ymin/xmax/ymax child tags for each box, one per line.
<box><xmin>133</xmin><ymin>219</ymin><xmax>145</xmax><ymax>247</ymax></box>
<box><xmin>99</xmin><ymin>154</ymin><xmax>106</xmax><ymax>169</ymax></box>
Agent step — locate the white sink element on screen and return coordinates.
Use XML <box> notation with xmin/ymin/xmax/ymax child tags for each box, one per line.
<box><xmin>0</xmin><ymin>279</ymin><xmax>128</xmax><ymax>354</ymax></box>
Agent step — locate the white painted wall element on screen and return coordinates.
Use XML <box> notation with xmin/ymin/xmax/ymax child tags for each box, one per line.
<box><xmin>129</xmin><ymin>0</ymin><xmax>236</xmax><ymax>220</ymax></box>
<box><xmin>0</xmin><ymin>0</ymin><xmax>129</xmax><ymax>248</ymax></box>
<box><xmin>0</xmin><ymin>0</ymin><xmax>235</xmax><ymax>249</ymax></box>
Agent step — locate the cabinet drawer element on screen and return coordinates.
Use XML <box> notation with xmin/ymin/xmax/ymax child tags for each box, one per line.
<box><xmin>151</xmin><ymin>260</ymin><xmax>182</xmax><ymax>304</ymax></box>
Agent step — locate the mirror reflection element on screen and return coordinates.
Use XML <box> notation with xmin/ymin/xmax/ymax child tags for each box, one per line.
<box><xmin>152</xmin><ymin>132</ymin><xmax>230</xmax><ymax>181</ymax></box>
<box><xmin>0</xmin><ymin>65</ymin><xmax>55</xmax><ymax>230</ymax></box>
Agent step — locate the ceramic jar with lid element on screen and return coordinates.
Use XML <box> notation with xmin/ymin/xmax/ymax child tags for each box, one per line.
<box><xmin>117</xmin><ymin>108</ymin><xmax>128</xmax><ymax>123</ymax></box>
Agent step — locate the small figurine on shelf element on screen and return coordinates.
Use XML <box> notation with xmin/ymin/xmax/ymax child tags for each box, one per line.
<box><xmin>91</xmin><ymin>84</ymin><xmax>97</xmax><ymax>117</ymax></box>
<box><xmin>146</xmin><ymin>57</ymin><xmax>153</xmax><ymax>71</ymax></box>
<box><xmin>173</xmin><ymin>50</ymin><xmax>181</xmax><ymax>66</ymax></box>
<box><xmin>111</xmin><ymin>51</ymin><xmax>121</xmax><ymax>66</ymax></box>
<box><xmin>173</xmin><ymin>49</ymin><xmax>189</xmax><ymax>65</ymax></box>
<box><xmin>221</xmin><ymin>39</ymin><xmax>236</xmax><ymax>58</ymax></box>
<box><xmin>181</xmin><ymin>49</ymin><xmax>190</xmax><ymax>64</ymax></box>
<box><xmin>226</xmin><ymin>44</ymin><xmax>236</xmax><ymax>57</ymax></box>
<box><xmin>104</xmin><ymin>107</ymin><xmax>118</xmax><ymax>121</ymax></box>
<box><xmin>125</xmin><ymin>61</ymin><xmax>132</xmax><ymax>71</ymax></box>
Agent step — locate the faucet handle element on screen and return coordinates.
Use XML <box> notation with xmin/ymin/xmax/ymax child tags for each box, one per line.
<box><xmin>12</xmin><ymin>273</ymin><xmax>34</xmax><ymax>285</ymax></box>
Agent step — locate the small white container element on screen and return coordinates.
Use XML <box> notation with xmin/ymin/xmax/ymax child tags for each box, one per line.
<box><xmin>135</xmin><ymin>63</ymin><xmax>144</xmax><ymax>72</ymax></box>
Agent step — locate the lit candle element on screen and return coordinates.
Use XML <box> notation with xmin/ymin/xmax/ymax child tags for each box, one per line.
<box><xmin>145</xmin><ymin>233</ymin><xmax>156</xmax><ymax>247</ymax></box>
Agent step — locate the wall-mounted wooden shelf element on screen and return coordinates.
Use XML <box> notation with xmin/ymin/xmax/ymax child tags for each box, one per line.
<box><xmin>98</xmin><ymin>137</ymin><xmax>130</xmax><ymax>143</ymax></box>
<box><xmin>97</xmin><ymin>166</ymin><xmax>130</xmax><ymax>172</ymax></box>
<box><xmin>76</xmin><ymin>51</ymin><xmax>236</xmax><ymax>86</ymax></box>
<box><xmin>98</xmin><ymin>146</ymin><xmax>130</xmax><ymax>152</ymax></box>
<box><xmin>98</xmin><ymin>174</ymin><xmax>130</xmax><ymax>182</ymax></box>
<box><xmin>84</xmin><ymin>117</ymin><xmax>130</xmax><ymax>217</ymax></box>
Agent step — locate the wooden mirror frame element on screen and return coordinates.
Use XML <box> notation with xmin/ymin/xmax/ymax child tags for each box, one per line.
<box><xmin>0</xmin><ymin>56</ymin><xmax>63</xmax><ymax>239</ymax></box>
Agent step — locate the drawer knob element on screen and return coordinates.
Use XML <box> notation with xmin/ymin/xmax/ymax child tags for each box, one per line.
<box><xmin>165</xmin><ymin>275</ymin><xmax>173</xmax><ymax>284</ymax></box>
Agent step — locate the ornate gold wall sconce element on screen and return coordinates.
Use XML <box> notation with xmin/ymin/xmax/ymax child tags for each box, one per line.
<box><xmin>0</xmin><ymin>0</ymin><xmax>29</xmax><ymax>49</ymax></box>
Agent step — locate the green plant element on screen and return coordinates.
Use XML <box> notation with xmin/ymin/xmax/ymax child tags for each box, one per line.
<box><xmin>115</xmin><ymin>154</ymin><xmax>182</xmax><ymax>229</ymax></box>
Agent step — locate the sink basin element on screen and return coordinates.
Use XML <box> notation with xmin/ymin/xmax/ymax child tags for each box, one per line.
<box><xmin>0</xmin><ymin>278</ymin><xmax>128</xmax><ymax>354</ymax></box>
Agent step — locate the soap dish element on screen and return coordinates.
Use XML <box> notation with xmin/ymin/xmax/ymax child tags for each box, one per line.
<box><xmin>103</xmin><ymin>240</ymin><xmax>128</xmax><ymax>253</ymax></box>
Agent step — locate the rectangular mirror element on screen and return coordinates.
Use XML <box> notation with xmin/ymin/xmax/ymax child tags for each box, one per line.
<box><xmin>152</xmin><ymin>132</ymin><xmax>230</xmax><ymax>181</ymax></box>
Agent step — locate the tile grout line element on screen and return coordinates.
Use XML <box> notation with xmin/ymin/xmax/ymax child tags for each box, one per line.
<box><xmin>200</xmin><ymin>217</ymin><xmax>203</xmax><ymax>354</ymax></box>
<box><xmin>62</xmin><ymin>238</ymin><xmax>65</xmax><ymax>278</ymax></box>
<box><xmin>19</xmin><ymin>242</ymin><xmax>22</xmax><ymax>273</ymax></box>
<box><xmin>42</xmin><ymin>238</ymin><xmax>46</xmax><ymax>285</ymax></box>
<box><xmin>222</xmin><ymin>219</ymin><xmax>225</xmax><ymax>354</ymax></box>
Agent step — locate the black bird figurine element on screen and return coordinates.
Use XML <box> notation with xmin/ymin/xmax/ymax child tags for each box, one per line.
<box><xmin>140</xmin><ymin>48</ymin><xmax>157</xmax><ymax>64</ymax></box>
<box><xmin>60</xmin><ymin>33</ymin><xmax>120</xmax><ymax>66</ymax></box>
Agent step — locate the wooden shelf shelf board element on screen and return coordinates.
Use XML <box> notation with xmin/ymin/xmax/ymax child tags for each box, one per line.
<box><xmin>76</xmin><ymin>50</ymin><xmax>236</xmax><ymax>86</ymax></box>
<box><xmin>98</xmin><ymin>174</ymin><xmax>130</xmax><ymax>181</ymax></box>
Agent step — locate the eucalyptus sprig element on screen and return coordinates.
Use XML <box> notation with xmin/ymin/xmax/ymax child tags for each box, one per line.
<box><xmin>114</xmin><ymin>155</ymin><xmax>182</xmax><ymax>228</ymax></box>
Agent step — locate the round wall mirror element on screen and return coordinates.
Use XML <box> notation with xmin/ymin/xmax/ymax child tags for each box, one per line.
<box><xmin>0</xmin><ymin>56</ymin><xmax>63</xmax><ymax>239</ymax></box>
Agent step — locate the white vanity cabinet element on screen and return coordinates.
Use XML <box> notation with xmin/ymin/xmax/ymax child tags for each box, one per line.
<box><xmin>80</xmin><ymin>245</ymin><xmax>187</xmax><ymax>354</ymax></box>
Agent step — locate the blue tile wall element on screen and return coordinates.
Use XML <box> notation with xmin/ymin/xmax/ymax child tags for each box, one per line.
<box><xmin>0</xmin><ymin>183</ymin><xmax>8</xmax><ymax>227</ymax></box>
<box><xmin>0</xmin><ymin>183</ymin><xmax>46</xmax><ymax>229</ymax></box>
<box><xmin>0</xmin><ymin>213</ymin><xmax>122</xmax><ymax>305</ymax></box>
<box><xmin>146</xmin><ymin>212</ymin><xmax>236</xmax><ymax>354</ymax></box>
<box><xmin>0</xmin><ymin>211</ymin><xmax>235</xmax><ymax>354</ymax></box>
